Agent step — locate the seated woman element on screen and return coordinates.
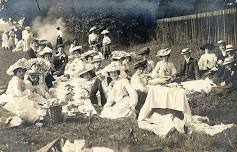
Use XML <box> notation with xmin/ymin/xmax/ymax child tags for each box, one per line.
<box><xmin>0</xmin><ymin>59</ymin><xmax>46</xmax><ymax>124</ymax></box>
<box><xmin>38</xmin><ymin>47</ymin><xmax>56</xmax><ymax>89</ymax></box>
<box><xmin>64</xmin><ymin>46</ymin><xmax>85</xmax><ymax>78</ymax></box>
<box><xmin>64</xmin><ymin>64</ymin><xmax>98</xmax><ymax>116</ymax></box>
<box><xmin>211</xmin><ymin>57</ymin><xmax>237</xmax><ymax>94</ymax></box>
<box><xmin>149</xmin><ymin>48</ymin><xmax>177</xmax><ymax>85</ymax></box>
<box><xmin>100</xmin><ymin>64</ymin><xmax>138</xmax><ymax>119</ymax></box>
<box><xmin>53</xmin><ymin>44</ymin><xmax>68</xmax><ymax>77</ymax></box>
<box><xmin>198</xmin><ymin>43</ymin><xmax>217</xmax><ymax>76</ymax></box>
<box><xmin>136</xmin><ymin>47</ymin><xmax>155</xmax><ymax>74</ymax></box>
<box><xmin>131</xmin><ymin>60</ymin><xmax>149</xmax><ymax>93</ymax></box>
<box><xmin>111</xmin><ymin>51</ymin><xmax>128</xmax><ymax>78</ymax></box>
<box><xmin>122</xmin><ymin>52</ymin><xmax>133</xmax><ymax>78</ymax></box>
<box><xmin>177</xmin><ymin>48</ymin><xmax>200</xmax><ymax>81</ymax></box>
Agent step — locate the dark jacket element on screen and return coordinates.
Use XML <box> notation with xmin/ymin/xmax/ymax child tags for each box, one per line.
<box><xmin>177</xmin><ymin>57</ymin><xmax>200</xmax><ymax>80</ymax></box>
<box><xmin>25</xmin><ymin>48</ymin><xmax>37</xmax><ymax>59</ymax></box>
<box><xmin>90</xmin><ymin>78</ymin><xmax>107</xmax><ymax>106</ymax></box>
<box><xmin>216</xmin><ymin>51</ymin><xmax>226</xmax><ymax>62</ymax></box>
<box><xmin>53</xmin><ymin>53</ymin><xmax>68</xmax><ymax>76</ymax></box>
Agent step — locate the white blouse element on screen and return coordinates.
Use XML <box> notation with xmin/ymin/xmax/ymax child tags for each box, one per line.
<box><xmin>102</xmin><ymin>36</ymin><xmax>111</xmax><ymax>45</ymax></box>
<box><xmin>151</xmin><ymin>60</ymin><xmax>177</xmax><ymax>78</ymax></box>
<box><xmin>88</xmin><ymin>33</ymin><xmax>99</xmax><ymax>44</ymax></box>
<box><xmin>131</xmin><ymin>72</ymin><xmax>148</xmax><ymax>92</ymax></box>
<box><xmin>198</xmin><ymin>53</ymin><xmax>217</xmax><ymax>70</ymax></box>
<box><xmin>106</xmin><ymin>78</ymin><xmax>138</xmax><ymax>109</ymax></box>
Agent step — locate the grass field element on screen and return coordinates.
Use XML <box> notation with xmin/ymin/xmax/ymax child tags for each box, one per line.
<box><xmin>0</xmin><ymin>42</ymin><xmax>237</xmax><ymax>152</ymax></box>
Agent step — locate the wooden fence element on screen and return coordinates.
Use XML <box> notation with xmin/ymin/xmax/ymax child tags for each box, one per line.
<box><xmin>155</xmin><ymin>7</ymin><xmax>237</xmax><ymax>46</ymax></box>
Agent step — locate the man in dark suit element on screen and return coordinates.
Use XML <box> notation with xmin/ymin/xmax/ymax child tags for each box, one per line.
<box><xmin>53</xmin><ymin>44</ymin><xmax>68</xmax><ymax>77</ymax></box>
<box><xmin>25</xmin><ymin>40</ymin><xmax>38</xmax><ymax>59</ymax></box>
<box><xmin>216</xmin><ymin>40</ymin><xmax>227</xmax><ymax>66</ymax></box>
<box><xmin>177</xmin><ymin>48</ymin><xmax>200</xmax><ymax>81</ymax></box>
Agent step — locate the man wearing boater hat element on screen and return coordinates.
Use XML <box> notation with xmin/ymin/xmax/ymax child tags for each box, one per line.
<box><xmin>216</xmin><ymin>40</ymin><xmax>227</xmax><ymax>66</ymax></box>
<box><xmin>177</xmin><ymin>48</ymin><xmax>200</xmax><ymax>81</ymax></box>
<box><xmin>136</xmin><ymin>47</ymin><xmax>155</xmax><ymax>74</ymax></box>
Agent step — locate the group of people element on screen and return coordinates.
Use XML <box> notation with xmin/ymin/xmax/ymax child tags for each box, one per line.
<box><xmin>1</xmin><ymin>23</ymin><xmax>33</xmax><ymax>52</ymax></box>
<box><xmin>0</xmin><ymin>24</ymin><xmax>236</xmax><ymax>129</ymax></box>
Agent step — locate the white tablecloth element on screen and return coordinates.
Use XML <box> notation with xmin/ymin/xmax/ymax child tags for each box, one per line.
<box><xmin>138</xmin><ymin>85</ymin><xmax>192</xmax><ymax>121</ymax></box>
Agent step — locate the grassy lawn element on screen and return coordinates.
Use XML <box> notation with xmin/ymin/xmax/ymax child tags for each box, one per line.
<box><xmin>0</xmin><ymin>42</ymin><xmax>237</xmax><ymax>151</ymax></box>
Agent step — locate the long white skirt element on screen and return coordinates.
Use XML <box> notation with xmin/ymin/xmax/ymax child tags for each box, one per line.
<box><xmin>100</xmin><ymin>96</ymin><xmax>134</xmax><ymax>119</ymax></box>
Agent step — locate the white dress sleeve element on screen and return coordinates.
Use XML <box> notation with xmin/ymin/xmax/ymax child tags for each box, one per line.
<box><xmin>151</xmin><ymin>62</ymin><xmax>160</xmax><ymax>78</ymax></box>
<box><xmin>123</xmin><ymin>79</ymin><xmax>138</xmax><ymax>110</ymax></box>
<box><xmin>131</xmin><ymin>73</ymin><xmax>147</xmax><ymax>92</ymax></box>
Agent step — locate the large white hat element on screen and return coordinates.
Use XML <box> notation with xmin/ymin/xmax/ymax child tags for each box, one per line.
<box><xmin>104</xmin><ymin>63</ymin><xmax>121</xmax><ymax>73</ymax></box>
<box><xmin>78</xmin><ymin>64</ymin><xmax>95</xmax><ymax>77</ymax></box>
<box><xmin>101</xmin><ymin>30</ymin><xmax>109</xmax><ymax>34</ymax></box>
<box><xmin>81</xmin><ymin>50</ymin><xmax>97</xmax><ymax>58</ymax></box>
<box><xmin>217</xmin><ymin>40</ymin><xmax>226</xmax><ymax>45</ymax></box>
<box><xmin>156</xmin><ymin>48</ymin><xmax>171</xmax><ymax>57</ymax></box>
<box><xmin>92</xmin><ymin>55</ymin><xmax>103</xmax><ymax>63</ymax></box>
<box><xmin>6</xmin><ymin>58</ymin><xmax>29</xmax><ymax>76</ymax></box>
<box><xmin>38</xmin><ymin>47</ymin><xmax>53</xmax><ymax>56</ymax></box>
<box><xmin>28</xmin><ymin>58</ymin><xmax>51</xmax><ymax>72</ymax></box>
<box><xmin>225</xmin><ymin>44</ymin><xmax>236</xmax><ymax>52</ymax></box>
<box><xmin>181</xmin><ymin>48</ymin><xmax>192</xmax><ymax>55</ymax></box>
<box><xmin>89</xmin><ymin>26</ymin><xmax>97</xmax><ymax>32</ymax></box>
<box><xmin>223</xmin><ymin>57</ymin><xmax>235</xmax><ymax>66</ymax></box>
<box><xmin>26</xmin><ymin>68</ymin><xmax>43</xmax><ymax>75</ymax></box>
<box><xmin>111</xmin><ymin>51</ymin><xmax>126</xmax><ymax>60</ymax></box>
<box><xmin>69</xmin><ymin>46</ymin><xmax>83</xmax><ymax>54</ymax></box>
<box><xmin>25</xmin><ymin>26</ymin><xmax>31</xmax><ymax>30</ymax></box>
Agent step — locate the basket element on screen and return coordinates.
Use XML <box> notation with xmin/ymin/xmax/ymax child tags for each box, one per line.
<box><xmin>46</xmin><ymin>105</ymin><xmax>63</xmax><ymax>125</ymax></box>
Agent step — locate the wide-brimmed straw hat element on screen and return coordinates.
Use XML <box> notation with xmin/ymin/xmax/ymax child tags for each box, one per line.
<box><xmin>217</xmin><ymin>40</ymin><xmax>226</xmax><ymax>45</ymax></box>
<box><xmin>57</xmin><ymin>44</ymin><xmax>64</xmax><ymax>49</ymax></box>
<box><xmin>89</xmin><ymin>26</ymin><xmax>97</xmax><ymax>32</ymax></box>
<box><xmin>156</xmin><ymin>48</ymin><xmax>171</xmax><ymax>57</ymax></box>
<box><xmin>92</xmin><ymin>55</ymin><xmax>103</xmax><ymax>63</ymax></box>
<box><xmin>137</xmin><ymin>47</ymin><xmax>151</xmax><ymax>55</ymax></box>
<box><xmin>105</xmin><ymin>63</ymin><xmax>121</xmax><ymax>73</ymax></box>
<box><xmin>223</xmin><ymin>57</ymin><xmax>235</xmax><ymax>66</ymax></box>
<box><xmin>7</xmin><ymin>58</ymin><xmax>29</xmax><ymax>76</ymax></box>
<box><xmin>134</xmin><ymin>60</ymin><xmax>147</xmax><ymax>69</ymax></box>
<box><xmin>28</xmin><ymin>58</ymin><xmax>51</xmax><ymax>72</ymax></box>
<box><xmin>78</xmin><ymin>64</ymin><xmax>95</xmax><ymax>77</ymax></box>
<box><xmin>69</xmin><ymin>46</ymin><xmax>83</xmax><ymax>54</ymax></box>
<box><xmin>225</xmin><ymin>44</ymin><xmax>236</xmax><ymax>52</ymax></box>
<box><xmin>181</xmin><ymin>48</ymin><xmax>192</xmax><ymax>55</ymax></box>
<box><xmin>111</xmin><ymin>51</ymin><xmax>126</xmax><ymax>60</ymax></box>
<box><xmin>81</xmin><ymin>50</ymin><xmax>98</xmax><ymax>58</ymax></box>
<box><xmin>101</xmin><ymin>30</ymin><xmax>109</xmax><ymax>35</ymax></box>
<box><xmin>26</xmin><ymin>69</ymin><xmax>43</xmax><ymax>75</ymax></box>
<box><xmin>38</xmin><ymin>47</ymin><xmax>53</xmax><ymax>56</ymax></box>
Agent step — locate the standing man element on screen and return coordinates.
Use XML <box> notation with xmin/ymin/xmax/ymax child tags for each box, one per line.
<box><xmin>101</xmin><ymin>29</ymin><xmax>111</xmax><ymax>59</ymax></box>
<box><xmin>56</xmin><ymin>26</ymin><xmax>63</xmax><ymax>48</ymax></box>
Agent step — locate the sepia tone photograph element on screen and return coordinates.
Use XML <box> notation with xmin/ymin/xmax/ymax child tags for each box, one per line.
<box><xmin>0</xmin><ymin>0</ymin><xmax>237</xmax><ymax>151</ymax></box>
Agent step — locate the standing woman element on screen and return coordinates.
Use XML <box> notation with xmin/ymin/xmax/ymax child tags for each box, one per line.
<box><xmin>88</xmin><ymin>26</ymin><xmax>99</xmax><ymax>48</ymax></box>
<box><xmin>2</xmin><ymin>31</ymin><xmax>9</xmax><ymax>51</ymax></box>
<box><xmin>101</xmin><ymin>64</ymin><xmax>138</xmax><ymax>119</ymax></box>
<box><xmin>101</xmin><ymin>30</ymin><xmax>111</xmax><ymax>59</ymax></box>
<box><xmin>8</xmin><ymin>29</ymin><xmax>15</xmax><ymax>50</ymax></box>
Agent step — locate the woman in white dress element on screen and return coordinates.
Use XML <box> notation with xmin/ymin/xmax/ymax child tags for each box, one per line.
<box><xmin>101</xmin><ymin>64</ymin><xmax>138</xmax><ymax>119</ymax></box>
<box><xmin>2</xmin><ymin>31</ymin><xmax>9</xmax><ymax>50</ymax></box>
<box><xmin>0</xmin><ymin>58</ymin><xmax>46</xmax><ymax>124</ymax></box>
<box><xmin>149</xmin><ymin>48</ymin><xmax>177</xmax><ymax>85</ymax></box>
<box><xmin>88</xmin><ymin>26</ymin><xmax>99</xmax><ymax>48</ymax></box>
<box><xmin>64</xmin><ymin>46</ymin><xmax>85</xmax><ymax>78</ymax></box>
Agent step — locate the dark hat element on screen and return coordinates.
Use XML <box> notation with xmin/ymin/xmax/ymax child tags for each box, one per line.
<box><xmin>134</xmin><ymin>60</ymin><xmax>147</xmax><ymax>69</ymax></box>
<box><xmin>57</xmin><ymin>44</ymin><xmax>64</xmax><ymax>49</ymax></box>
<box><xmin>137</xmin><ymin>47</ymin><xmax>151</xmax><ymax>55</ymax></box>
<box><xmin>200</xmin><ymin>43</ymin><xmax>215</xmax><ymax>50</ymax></box>
<box><xmin>56</xmin><ymin>27</ymin><xmax>60</xmax><ymax>30</ymax></box>
<box><xmin>38</xmin><ymin>40</ymin><xmax>48</xmax><ymax>46</ymax></box>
